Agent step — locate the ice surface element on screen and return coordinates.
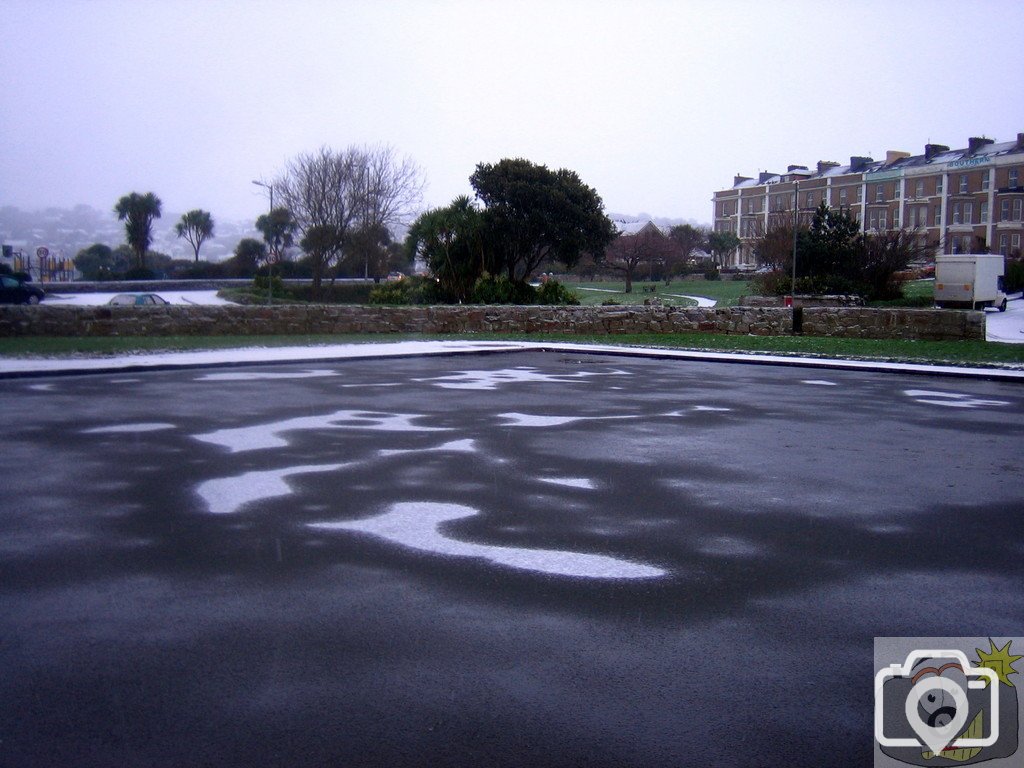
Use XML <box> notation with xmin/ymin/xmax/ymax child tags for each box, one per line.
<box><xmin>309</xmin><ymin>501</ymin><xmax>666</xmax><ymax>579</ymax></box>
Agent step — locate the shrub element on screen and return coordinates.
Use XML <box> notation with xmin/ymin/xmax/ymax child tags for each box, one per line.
<box><xmin>124</xmin><ymin>267</ymin><xmax>156</xmax><ymax>280</ymax></box>
<box><xmin>253</xmin><ymin>274</ymin><xmax>285</xmax><ymax>297</ymax></box>
<box><xmin>703</xmin><ymin>267</ymin><xmax>721</xmax><ymax>281</ymax></box>
<box><xmin>368</xmin><ymin>276</ymin><xmax>441</xmax><ymax>305</ymax></box>
<box><xmin>288</xmin><ymin>283</ymin><xmax>374</xmax><ymax>304</ymax></box>
<box><xmin>535</xmin><ymin>280</ymin><xmax>580</xmax><ymax>305</ymax></box>
<box><xmin>471</xmin><ymin>274</ymin><xmax>536</xmax><ymax>304</ymax></box>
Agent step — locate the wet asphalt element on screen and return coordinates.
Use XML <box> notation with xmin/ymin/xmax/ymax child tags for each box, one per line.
<box><xmin>1</xmin><ymin>351</ymin><xmax>1023</xmax><ymax>767</ymax></box>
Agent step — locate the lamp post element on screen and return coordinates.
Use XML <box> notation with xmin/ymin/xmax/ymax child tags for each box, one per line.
<box><xmin>252</xmin><ymin>180</ymin><xmax>273</xmax><ymax>305</ymax></box>
<box><xmin>791</xmin><ymin>179</ymin><xmax>799</xmax><ymax>305</ymax></box>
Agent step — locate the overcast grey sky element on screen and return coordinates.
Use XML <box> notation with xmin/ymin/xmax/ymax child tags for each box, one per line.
<box><xmin>2</xmin><ymin>0</ymin><xmax>1022</xmax><ymax>225</ymax></box>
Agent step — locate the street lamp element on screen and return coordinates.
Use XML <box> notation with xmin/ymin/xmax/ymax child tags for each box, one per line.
<box><xmin>252</xmin><ymin>180</ymin><xmax>273</xmax><ymax>305</ymax></box>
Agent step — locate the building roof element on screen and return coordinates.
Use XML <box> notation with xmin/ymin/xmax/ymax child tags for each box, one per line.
<box><xmin>727</xmin><ymin>133</ymin><xmax>1023</xmax><ymax>188</ymax></box>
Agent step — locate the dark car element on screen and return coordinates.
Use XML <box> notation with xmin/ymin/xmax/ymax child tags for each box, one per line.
<box><xmin>107</xmin><ymin>293</ymin><xmax>170</xmax><ymax>306</ymax></box>
<box><xmin>0</xmin><ymin>274</ymin><xmax>45</xmax><ymax>305</ymax></box>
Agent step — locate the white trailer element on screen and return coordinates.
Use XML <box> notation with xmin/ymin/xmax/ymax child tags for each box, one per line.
<box><xmin>934</xmin><ymin>254</ymin><xmax>1008</xmax><ymax>311</ymax></box>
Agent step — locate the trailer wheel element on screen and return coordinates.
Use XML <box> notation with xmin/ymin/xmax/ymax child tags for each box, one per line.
<box><xmin>999</xmin><ymin>298</ymin><xmax>1008</xmax><ymax>312</ymax></box>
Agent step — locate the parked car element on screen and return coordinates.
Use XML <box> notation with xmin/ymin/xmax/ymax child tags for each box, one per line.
<box><xmin>0</xmin><ymin>274</ymin><xmax>46</xmax><ymax>304</ymax></box>
<box><xmin>107</xmin><ymin>293</ymin><xmax>170</xmax><ymax>306</ymax></box>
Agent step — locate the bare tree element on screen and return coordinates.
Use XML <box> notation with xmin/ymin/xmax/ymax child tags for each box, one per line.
<box><xmin>602</xmin><ymin>227</ymin><xmax>678</xmax><ymax>293</ymax></box>
<box><xmin>272</xmin><ymin>145</ymin><xmax>424</xmax><ymax>290</ymax></box>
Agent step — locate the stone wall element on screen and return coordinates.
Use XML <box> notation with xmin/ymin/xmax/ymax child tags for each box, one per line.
<box><xmin>0</xmin><ymin>304</ymin><xmax>985</xmax><ymax>341</ymax></box>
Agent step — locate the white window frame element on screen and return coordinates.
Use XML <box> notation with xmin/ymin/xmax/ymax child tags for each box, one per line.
<box><xmin>1010</xmin><ymin>168</ymin><xmax>1020</xmax><ymax>188</ymax></box>
<box><xmin>959</xmin><ymin>174</ymin><xmax>968</xmax><ymax>194</ymax></box>
<box><xmin>1015</xmin><ymin>199</ymin><xmax>1023</xmax><ymax>221</ymax></box>
<box><xmin>875</xmin><ymin>185</ymin><xmax>884</xmax><ymax>203</ymax></box>
<box><xmin>915</xmin><ymin>180</ymin><xmax>924</xmax><ymax>198</ymax></box>
<box><xmin>953</xmin><ymin>202</ymin><xmax>962</xmax><ymax>224</ymax></box>
<box><xmin>963</xmin><ymin>202</ymin><xmax>973</xmax><ymax>224</ymax></box>
<box><xmin>982</xmin><ymin>174</ymin><xmax>990</xmax><ymax>191</ymax></box>
<box><xmin>981</xmin><ymin>202</ymin><xmax>989</xmax><ymax>223</ymax></box>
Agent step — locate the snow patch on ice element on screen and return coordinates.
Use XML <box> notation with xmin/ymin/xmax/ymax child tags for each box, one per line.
<box><xmin>497</xmin><ymin>412</ymin><xmax>584</xmax><ymax>428</ymax></box>
<box><xmin>802</xmin><ymin>380</ymin><xmax>838</xmax><ymax>386</ymax></box>
<box><xmin>194</xmin><ymin>410</ymin><xmax>450</xmax><ymax>452</ymax></box>
<box><xmin>84</xmin><ymin>422</ymin><xmax>176</xmax><ymax>434</ymax></box>
<box><xmin>197</xmin><ymin>463</ymin><xmax>351</xmax><ymax>514</ymax></box>
<box><xmin>196</xmin><ymin>370</ymin><xmax>338</xmax><ymax>381</ymax></box>
<box><xmin>309</xmin><ymin>501</ymin><xmax>665</xmax><ymax>579</ymax></box>
<box><xmin>538</xmin><ymin>477</ymin><xmax>597</xmax><ymax>490</ymax></box>
<box><xmin>379</xmin><ymin>439</ymin><xmax>477</xmax><ymax>457</ymax></box>
<box><xmin>904</xmin><ymin>389</ymin><xmax>1010</xmax><ymax>408</ymax></box>
<box><xmin>417</xmin><ymin>367</ymin><xmax>617</xmax><ymax>391</ymax></box>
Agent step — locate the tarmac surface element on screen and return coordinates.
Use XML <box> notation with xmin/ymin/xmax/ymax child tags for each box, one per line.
<box><xmin>2</xmin><ymin>350</ymin><xmax>1023</xmax><ymax>766</ymax></box>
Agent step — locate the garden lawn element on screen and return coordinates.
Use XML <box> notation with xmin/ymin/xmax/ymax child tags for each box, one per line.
<box><xmin>570</xmin><ymin>279</ymin><xmax>752</xmax><ymax>307</ymax></box>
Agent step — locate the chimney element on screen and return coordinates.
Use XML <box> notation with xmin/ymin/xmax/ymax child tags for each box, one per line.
<box><xmin>1017</xmin><ymin>133</ymin><xmax>1024</xmax><ymax>151</ymax></box>
<box><xmin>734</xmin><ymin>175</ymin><xmax>752</xmax><ymax>187</ymax></box>
<box><xmin>758</xmin><ymin>171</ymin><xmax>775</xmax><ymax>183</ymax></box>
<box><xmin>925</xmin><ymin>143</ymin><xmax>949</xmax><ymax>161</ymax></box>
<box><xmin>885</xmin><ymin>150</ymin><xmax>910</xmax><ymax>165</ymax></box>
<box><xmin>967</xmin><ymin>137</ymin><xmax>994</xmax><ymax>155</ymax></box>
<box><xmin>787</xmin><ymin>164</ymin><xmax>808</xmax><ymax>172</ymax></box>
<box><xmin>849</xmin><ymin>156</ymin><xmax>873</xmax><ymax>173</ymax></box>
<box><xmin>816</xmin><ymin>161</ymin><xmax>840</xmax><ymax>175</ymax></box>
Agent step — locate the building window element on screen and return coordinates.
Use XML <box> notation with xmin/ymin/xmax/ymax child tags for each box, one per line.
<box><xmin>953</xmin><ymin>203</ymin><xmax>962</xmax><ymax>224</ymax></box>
<box><xmin>746</xmin><ymin>199</ymin><xmax>754</xmax><ymax>214</ymax></box>
<box><xmin>915</xmin><ymin>179</ymin><xmax>924</xmax><ymax>198</ymax></box>
<box><xmin>857</xmin><ymin>186</ymin><xmax>863</xmax><ymax>202</ymax></box>
<box><xmin>934</xmin><ymin>206</ymin><xmax>941</xmax><ymax>226</ymax></box>
<box><xmin>982</xmin><ymin>174</ymin><xmax>990</xmax><ymax>191</ymax></box>
<box><xmin>875</xmin><ymin>185</ymin><xmax>884</xmax><ymax>203</ymax></box>
<box><xmin>839</xmin><ymin>188</ymin><xmax>848</xmax><ymax>206</ymax></box>
<box><xmin>1015</xmin><ymin>199</ymin><xmax>1023</xmax><ymax>221</ymax></box>
<box><xmin>1013</xmin><ymin>233</ymin><xmax>1022</xmax><ymax>254</ymax></box>
<box><xmin>999</xmin><ymin>234</ymin><xmax>1009</xmax><ymax>255</ymax></box>
<box><xmin>869</xmin><ymin>211</ymin><xmax>878</xmax><ymax>230</ymax></box>
<box><xmin>964</xmin><ymin>202</ymin><xmax>973</xmax><ymax>224</ymax></box>
<box><xmin>1010</xmin><ymin>168</ymin><xmax>1020</xmax><ymax>188</ymax></box>
<box><xmin>1001</xmin><ymin>200</ymin><xmax>1010</xmax><ymax>221</ymax></box>
<box><xmin>981</xmin><ymin>202</ymin><xmax>989</xmax><ymax>223</ymax></box>
<box><xmin>937</xmin><ymin>177</ymin><xmax>944</xmax><ymax>195</ymax></box>
<box><xmin>959</xmin><ymin>174</ymin><xmax>968</xmax><ymax>194</ymax></box>
<box><xmin>962</xmin><ymin>235</ymin><xmax>973</xmax><ymax>253</ymax></box>
<box><xmin>892</xmin><ymin>210</ymin><xmax>899</xmax><ymax>227</ymax></box>
<box><xmin>879</xmin><ymin>212</ymin><xmax>887</xmax><ymax>229</ymax></box>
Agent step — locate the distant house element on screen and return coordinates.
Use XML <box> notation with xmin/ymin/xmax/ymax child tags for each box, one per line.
<box><xmin>611</xmin><ymin>218</ymin><xmax>669</xmax><ymax>238</ymax></box>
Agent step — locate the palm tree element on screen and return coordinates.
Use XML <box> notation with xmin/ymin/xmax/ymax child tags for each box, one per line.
<box><xmin>114</xmin><ymin>192</ymin><xmax>162</xmax><ymax>270</ymax></box>
<box><xmin>175</xmin><ymin>209</ymin><xmax>215</xmax><ymax>262</ymax></box>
